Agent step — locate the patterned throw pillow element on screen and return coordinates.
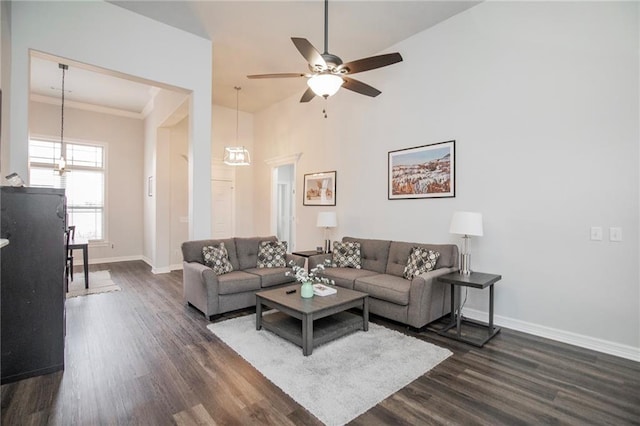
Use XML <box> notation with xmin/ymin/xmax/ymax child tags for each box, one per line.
<box><xmin>202</xmin><ymin>243</ymin><xmax>234</xmax><ymax>275</ymax></box>
<box><xmin>403</xmin><ymin>247</ymin><xmax>440</xmax><ymax>279</ymax></box>
<box><xmin>332</xmin><ymin>241</ymin><xmax>362</xmax><ymax>269</ymax></box>
<box><xmin>257</xmin><ymin>240</ymin><xmax>288</xmax><ymax>268</ymax></box>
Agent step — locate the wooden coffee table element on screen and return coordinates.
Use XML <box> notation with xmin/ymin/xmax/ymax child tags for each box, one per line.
<box><xmin>256</xmin><ymin>284</ymin><xmax>369</xmax><ymax>356</ymax></box>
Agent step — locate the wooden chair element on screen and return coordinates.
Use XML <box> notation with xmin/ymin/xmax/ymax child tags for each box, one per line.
<box><xmin>65</xmin><ymin>225</ymin><xmax>75</xmax><ymax>292</ymax></box>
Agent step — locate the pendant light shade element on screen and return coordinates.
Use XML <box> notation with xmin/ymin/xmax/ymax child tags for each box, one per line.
<box><xmin>307</xmin><ymin>73</ymin><xmax>344</xmax><ymax>98</ymax></box>
<box><xmin>224</xmin><ymin>86</ymin><xmax>251</xmax><ymax>166</ymax></box>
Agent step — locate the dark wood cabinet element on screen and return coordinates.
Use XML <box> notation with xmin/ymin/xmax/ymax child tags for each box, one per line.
<box><xmin>1</xmin><ymin>186</ymin><xmax>66</xmax><ymax>384</ymax></box>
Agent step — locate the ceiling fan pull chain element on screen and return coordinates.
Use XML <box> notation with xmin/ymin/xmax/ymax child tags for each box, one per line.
<box><xmin>323</xmin><ymin>98</ymin><xmax>328</xmax><ymax>118</ymax></box>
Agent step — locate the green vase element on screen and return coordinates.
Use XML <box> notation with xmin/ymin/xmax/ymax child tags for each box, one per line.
<box><xmin>300</xmin><ymin>281</ymin><xmax>314</xmax><ymax>298</ymax></box>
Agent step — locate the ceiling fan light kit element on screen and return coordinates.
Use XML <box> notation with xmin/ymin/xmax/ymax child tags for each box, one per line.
<box><xmin>307</xmin><ymin>73</ymin><xmax>343</xmax><ymax>98</ymax></box>
<box><xmin>247</xmin><ymin>0</ymin><xmax>403</xmax><ymax>106</ymax></box>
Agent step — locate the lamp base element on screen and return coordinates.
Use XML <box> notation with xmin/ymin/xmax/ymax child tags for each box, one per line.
<box><xmin>459</xmin><ymin>253</ymin><xmax>472</xmax><ymax>275</ymax></box>
<box><xmin>324</xmin><ymin>239</ymin><xmax>331</xmax><ymax>254</ymax></box>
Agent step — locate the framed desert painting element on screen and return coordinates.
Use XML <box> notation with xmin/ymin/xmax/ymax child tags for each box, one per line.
<box><xmin>388</xmin><ymin>140</ymin><xmax>455</xmax><ymax>199</ymax></box>
<box><xmin>303</xmin><ymin>171</ymin><xmax>336</xmax><ymax>206</ymax></box>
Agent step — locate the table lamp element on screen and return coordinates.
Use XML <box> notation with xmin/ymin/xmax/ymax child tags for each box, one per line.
<box><xmin>449</xmin><ymin>211</ymin><xmax>483</xmax><ymax>275</ymax></box>
<box><xmin>317</xmin><ymin>212</ymin><xmax>337</xmax><ymax>253</ymax></box>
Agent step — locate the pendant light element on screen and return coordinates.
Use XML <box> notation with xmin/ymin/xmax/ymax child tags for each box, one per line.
<box><xmin>223</xmin><ymin>86</ymin><xmax>251</xmax><ymax>166</ymax></box>
<box><xmin>54</xmin><ymin>63</ymin><xmax>69</xmax><ymax>176</ymax></box>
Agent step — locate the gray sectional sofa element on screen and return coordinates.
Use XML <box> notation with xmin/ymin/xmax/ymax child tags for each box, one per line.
<box><xmin>309</xmin><ymin>236</ymin><xmax>459</xmax><ymax>329</ymax></box>
<box><xmin>181</xmin><ymin>236</ymin><xmax>304</xmax><ymax>320</ymax></box>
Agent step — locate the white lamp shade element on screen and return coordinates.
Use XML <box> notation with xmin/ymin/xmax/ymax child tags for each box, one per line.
<box><xmin>307</xmin><ymin>74</ymin><xmax>344</xmax><ymax>98</ymax></box>
<box><xmin>223</xmin><ymin>146</ymin><xmax>251</xmax><ymax>166</ymax></box>
<box><xmin>449</xmin><ymin>211</ymin><xmax>483</xmax><ymax>236</ymax></box>
<box><xmin>317</xmin><ymin>212</ymin><xmax>337</xmax><ymax>228</ymax></box>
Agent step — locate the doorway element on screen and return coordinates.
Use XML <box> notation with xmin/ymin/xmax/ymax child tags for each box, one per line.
<box><xmin>273</xmin><ymin>163</ymin><xmax>295</xmax><ymax>251</ymax></box>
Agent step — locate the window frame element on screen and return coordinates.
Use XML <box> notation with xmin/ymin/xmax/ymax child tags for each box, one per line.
<box><xmin>28</xmin><ymin>135</ymin><xmax>108</xmax><ymax>244</ymax></box>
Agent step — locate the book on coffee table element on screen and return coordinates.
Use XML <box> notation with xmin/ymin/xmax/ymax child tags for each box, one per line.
<box><xmin>313</xmin><ymin>283</ymin><xmax>337</xmax><ymax>296</ymax></box>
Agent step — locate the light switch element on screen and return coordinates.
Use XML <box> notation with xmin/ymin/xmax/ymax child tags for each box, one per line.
<box><xmin>590</xmin><ymin>226</ymin><xmax>603</xmax><ymax>241</ymax></box>
<box><xmin>610</xmin><ymin>227</ymin><xmax>622</xmax><ymax>242</ymax></box>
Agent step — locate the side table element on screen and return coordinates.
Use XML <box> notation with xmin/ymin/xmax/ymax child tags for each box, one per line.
<box><xmin>436</xmin><ymin>271</ymin><xmax>502</xmax><ymax>347</ymax></box>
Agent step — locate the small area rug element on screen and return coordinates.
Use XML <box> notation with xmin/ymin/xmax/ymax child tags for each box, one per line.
<box><xmin>208</xmin><ymin>313</ymin><xmax>452</xmax><ymax>425</ymax></box>
<box><xmin>66</xmin><ymin>270</ymin><xmax>121</xmax><ymax>298</ymax></box>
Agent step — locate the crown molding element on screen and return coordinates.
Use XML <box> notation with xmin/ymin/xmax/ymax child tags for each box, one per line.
<box><xmin>30</xmin><ymin>94</ymin><xmax>144</xmax><ymax>120</ymax></box>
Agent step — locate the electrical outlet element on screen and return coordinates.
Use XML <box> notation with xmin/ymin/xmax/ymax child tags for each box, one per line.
<box><xmin>590</xmin><ymin>226</ymin><xmax>603</xmax><ymax>241</ymax></box>
<box><xmin>609</xmin><ymin>227</ymin><xmax>622</xmax><ymax>242</ymax></box>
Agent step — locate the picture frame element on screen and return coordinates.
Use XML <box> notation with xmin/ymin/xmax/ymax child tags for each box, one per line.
<box><xmin>303</xmin><ymin>171</ymin><xmax>337</xmax><ymax>206</ymax></box>
<box><xmin>388</xmin><ymin>140</ymin><xmax>455</xmax><ymax>200</ymax></box>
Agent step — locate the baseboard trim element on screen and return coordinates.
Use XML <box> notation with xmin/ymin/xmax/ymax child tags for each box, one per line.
<box><xmin>463</xmin><ymin>308</ymin><xmax>640</xmax><ymax>362</ymax></box>
<box><xmin>170</xmin><ymin>263</ymin><xmax>183</xmax><ymax>271</ymax></box>
<box><xmin>151</xmin><ymin>266</ymin><xmax>171</xmax><ymax>274</ymax></box>
<box><xmin>77</xmin><ymin>255</ymin><xmax>144</xmax><ymax>265</ymax></box>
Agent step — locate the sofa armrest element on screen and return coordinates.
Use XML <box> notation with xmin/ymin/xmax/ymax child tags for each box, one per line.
<box><xmin>406</xmin><ymin>266</ymin><xmax>457</xmax><ymax>328</ymax></box>
<box><xmin>308</xmin><ymin>253</ymin><xmax>332</xmax><ymax>269</ymax></box>
<box><xmin>286</xmin><ymin>254</ymin><xmax>305</xmax><ymax>268</ymax></box>
<box><xmin>183</xmin><ymin>261</ymin><xmax>220</xmax><ymax>318</ymax></box>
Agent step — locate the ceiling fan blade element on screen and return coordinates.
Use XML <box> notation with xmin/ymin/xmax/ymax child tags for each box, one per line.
<box><xmin>291</xmin><ymin>37</ymin><xmax>327</xmax><ymax>69</ymax></box>
<box><xmin>300</xmin><ymin>87</ymin><xmax>316</xmax><ymax>103</ymax></box>
<box><xmin>247</xmin><ymin>73</ymin><xmax>307</xmax><ymax>79</ymax></box>
<box><xmin>338</xmin><ymin>53</ymin><xmax>403</xmax><ymax>74</ymax></box>
<box><xmin>342</xmin><ymin>76</ymin><xmax>381</xmax><ymax>97</ymax></box>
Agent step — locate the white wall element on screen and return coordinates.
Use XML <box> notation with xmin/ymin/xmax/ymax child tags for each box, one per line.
<box><xmin>211</xmin><ymin>103</ymin><xmax>254</xmax><ymax>236</ymax></box>
<box><xmin>143</xmin><ymin>89</ymin><xmax>189</xmax><ymax>272</ymax></box>
<box><xmin>6</xmin><ymin>1</ymin><xmax>212</xmax><ymax>240</ymax></box>
<box><xmin>170</xmin><ymin>116</ymin><xmax>189</xmax><ymax>268</ymax></box>
<box><xmin>253</xmin><ymin>2</ymin><xmax>639</xmax><ymax>359</ymax></box>
<box><xmin>29</xmin><ymin>101</ymin><xmax>144</xmax><ymax>262</ymax></box>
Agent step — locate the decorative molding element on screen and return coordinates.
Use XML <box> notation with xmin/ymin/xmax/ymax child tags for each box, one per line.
<box><xmin>463</xmin><ymin>308</ymin><xmax>640</xmax><ymax>362</ymax></box>
<box><xmin>265</xmin><ymin>152</ymin><xmax>302</xmax><ymax>167</ymax></box>
<box><xmin>170</xmin><ymin>263</ymin><xmax>183</xmax><ymax>271</ymax></box>
<box><xmin>30</xmin><ymin>94</ymin><xmax>143</xmax><ymax>119</ymax></box>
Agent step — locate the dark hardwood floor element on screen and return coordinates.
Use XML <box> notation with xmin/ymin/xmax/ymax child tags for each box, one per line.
<box><xmin>2</xmin><ymin>260</ymin><xmax>639</xmax><ymax>425</ymax></box>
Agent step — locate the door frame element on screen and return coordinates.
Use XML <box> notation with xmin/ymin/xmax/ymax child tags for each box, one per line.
<box><xmin>211</xmin><ymin>160</ymin><xmax>236</xmax><ymax>238</ymax></box>
<box><xmin>266</xmin><ymin>153</ymin><xmax>302</xmax><ymax>252</ymax></box>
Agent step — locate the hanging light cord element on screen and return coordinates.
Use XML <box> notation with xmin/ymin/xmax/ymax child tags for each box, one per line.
<box><xmin>59</xmin><ymin>63</ymin><xmax>68</xmax><ymax>161</ymax></box>
<box><xmin>235</xmin><ymin>86</ymin><xmax>241</xmax><ymax>145</ymax></box>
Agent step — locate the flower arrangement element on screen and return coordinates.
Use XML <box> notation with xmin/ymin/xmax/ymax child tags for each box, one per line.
<box><xmin>286</xmin><ymin>259</ymin><xmax>335</xmax><ymax>285</ymax></box>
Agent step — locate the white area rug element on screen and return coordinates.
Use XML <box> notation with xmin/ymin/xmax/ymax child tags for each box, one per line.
<box><xmin>66</xmin><ymin>270</ymin><xmax>121</xmax><ymax>298</ymax></box>
<box><xmin>208</xmin><ymin>314</ymin><xmax>452</xmax><ymax>426</ymax></box>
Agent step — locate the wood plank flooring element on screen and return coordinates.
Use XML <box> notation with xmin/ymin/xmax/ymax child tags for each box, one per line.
<box><xmin>2</xmin><ymin>260</ymin><xmax>639</xmax><ymax>425</ymax></box>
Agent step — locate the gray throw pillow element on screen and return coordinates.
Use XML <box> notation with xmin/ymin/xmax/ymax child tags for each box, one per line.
<box><xmin>332</xmin><ymin>241</ymin><xmax>362</xmax><ymax>269</ymax></box>
<box><xmin>202</xmin><ymin>243</ymin><xmax>234</xmax><ymax>275</ymax></box>
<box><xmin>257</xmin><ymin>240</ymin><xmax>288</xmax><ymax>268</ymax></box>
<box><xmin>403</xmin><ymin>247</ymin><xmax>440</xmax><ymax>279</ymax></box>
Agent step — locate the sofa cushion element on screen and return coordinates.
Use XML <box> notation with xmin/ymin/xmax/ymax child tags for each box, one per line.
<box><xmin>387</xmin><ymin>241</ymin><xmax>456</xmax><ymax>277</ymax></box>
<box><xmin>354</xmin><ymin>274</ymin><xmax>411</xmax><ymax>306</ymax></box>
<box><xmin>321</xmin><ymin>267</ymin><xmax>378</xmax><ymax>289</ymax></box>
<box><xmin>245</xmin><ymin>267</ymin><xmax>295</xmax><ymax>288</ymax></box>
<box><xmin>217</xmin><ymin>271</ymin><xmax>261</xmax><ymax>295</ymax></box>
<box><xmin>257</xmin><ymin>240</ymin><xmax>288</xmax><ymax>268</ymax></box>
<box><xmin>235</xmin><ymin>236</ymin><xmax>277</xmax><ymax>270</ymax></box>
<box><xmin>182</xmin><ymin>238</ymin><xmax>240</xmax><ymax>270</ymax></box>
<box><xmin>332</xmin><ymin>241</ymin><xmax>362</xmax><ymax>269</ymax></box>
<box><xmin>343</xmin><ymin>237</ymin><xmax>391</xmax><ymax>273</ymax></box>
<box><xmin>202</xmin><ymin>243</ymin><xmax>234</xmax><ymax>275</ymax></box>
<box><xmin>403</xmin><ymin>247</ymin><xmax>440</xmax><ymax>279</ymax></box>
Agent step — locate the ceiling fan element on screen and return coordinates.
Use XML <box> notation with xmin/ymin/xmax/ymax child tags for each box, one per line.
<box><xmin>247</xmin><ymin>0</ymin><xmax>403</xmax><ymax>103</ymax></box>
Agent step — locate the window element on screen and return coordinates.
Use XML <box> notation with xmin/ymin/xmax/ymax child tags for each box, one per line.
<box><xmin>29</xmin><ymin>139</ymin><xmax>105</xmax><ymax>241</ymax></box>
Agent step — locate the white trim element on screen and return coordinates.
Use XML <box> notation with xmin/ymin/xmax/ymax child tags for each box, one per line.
<box><xmin>463</xmin><ymin>308</ymin><xmax>640</xmax><ymax>362</ymax></box>
<box><xmin>265</xmin><ymin>152</ymin><xmax>302</xmax><ymax>167</ymax></box>
<box><xmin>170</xmin><ymin>263</ymin><xmax>183</xmax><ymax>271</ymax></box>
<box><xmin>78</xmin><ymin>254</ymin><xmax>144</xmax><ymax>265</ymax></box>
<box><xmin>152</xmin><ymin>266</ymin><xmax>172</xmax><ymax>274</ymax></box>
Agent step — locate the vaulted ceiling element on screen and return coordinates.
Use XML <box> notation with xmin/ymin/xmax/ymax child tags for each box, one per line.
<box><xmin>30</xmin><ymin>1</ymin><xmax>480</xmax><ymax>114</ymax></box>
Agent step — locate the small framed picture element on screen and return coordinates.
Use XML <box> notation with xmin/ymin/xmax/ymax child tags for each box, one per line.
<box><xmin>303</xmin><ymin>171</ymin><xmax>336</xmax><ymax>206</ymax></box>
<box><xmin>388</xmin><ymin>140</ymin><xmax>455</xmax><ymax>199</ymax></box>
